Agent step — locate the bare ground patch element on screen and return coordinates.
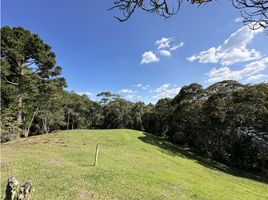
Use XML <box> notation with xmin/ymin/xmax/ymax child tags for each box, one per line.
<box><xmin>47</xmin><ymin>159</ymin><xmax>63</xmax><ymax>166</ymax></box>
<box><xmin>79</xmin><ymin>189</ymin><xmax>99</xmax><ymax>199</ymax></box>
<box><xmin>0</xmin><ymin>160</ymin><xmax>11</xmax><ymax>172</ymax></box>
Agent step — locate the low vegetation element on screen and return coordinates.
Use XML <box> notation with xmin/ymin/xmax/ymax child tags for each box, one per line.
<box><xmin>1</xmin><ymin>129</ymin><xmax>268</xmax><ymax>200</ymax></box>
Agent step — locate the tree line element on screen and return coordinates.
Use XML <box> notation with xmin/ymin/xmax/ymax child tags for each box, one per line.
<box><xmin>1</xmin><ymin>26</ymin><xmax>268</xmax><ymax>174</ymax></box>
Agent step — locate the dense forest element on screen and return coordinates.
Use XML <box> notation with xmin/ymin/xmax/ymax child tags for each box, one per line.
<box><xmin>1</xmin><ymin>26</ymin><xmax>268</xmax><ymax>175</ymax></box>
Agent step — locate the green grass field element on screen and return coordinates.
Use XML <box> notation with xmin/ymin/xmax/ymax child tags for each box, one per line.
<box><xmin>1</xmin><ymin>129</ymin><xmax>268</xmax><ymax>200</ymax></box>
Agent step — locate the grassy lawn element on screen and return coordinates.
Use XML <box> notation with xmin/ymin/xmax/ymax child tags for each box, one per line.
<box><xmin>1</xmin><ymin>129</ymin><xmax>268</xmax><ymax>200</ymax></box>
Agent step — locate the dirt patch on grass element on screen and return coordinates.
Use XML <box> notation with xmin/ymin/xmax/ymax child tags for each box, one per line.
<box><xmin>5</xmin><ymin>137</ymin><xmax>69</xmax><ymax>148</ymax></box>
<box><xmin>8</xmin><ymin>138</ymin><xmax>50</xmax><ymax>146</ymax></box>
<box><xmin>79</xmin><ymin>189</ymin><xmax>99</xmax><ymax>199</ymax></box>
<box><xmin>47</xmin><ymin>159</ymin><xmax>63</xmax><ymax>166</ymax></box>
<box><xmin>0</xmin><ymin>160</ymin><xmax>11</xmax><ymax>172</ymax></box>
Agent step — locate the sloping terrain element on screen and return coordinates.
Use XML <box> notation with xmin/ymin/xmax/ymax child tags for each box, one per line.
<box><xmin>1</xmin><ymin>129</ymin><xmax>268</xmax><ymax>200</ymax></box>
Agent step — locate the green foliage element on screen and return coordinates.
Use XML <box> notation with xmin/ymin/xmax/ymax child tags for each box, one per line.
<box><xmin>163</xmin><ymin>81</ymin><xmax>268</xmax><ymax>173</ymax></box>
<box><xmin>1</xmin><ymin>26</ymin><xmax>61</xmax><ymax>78</ymax></box>
<box><xmin>1</xmin><ymin>26</ymin><xmax>65</xmax><ymax>137</ymax></box>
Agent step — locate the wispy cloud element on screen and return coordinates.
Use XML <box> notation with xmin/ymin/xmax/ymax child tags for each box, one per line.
<box><xmin>133</xmin><ymin>83</ymin><xmax>143</xmax><ymax>88</ymax></box>
<box><xmin>159</xmin><ymin>50</ymin><xmax>171</xmax><ymax>57</ymax></box>
<box><xmin>187</xmin><ymin>26</ymin><xmax>263</xmax><ymax>66</ymax></box>
<box><xmin>170</xmin><ymin>42</ymin><xmax>184</xmax><ymax>51</ymax></box>
<box><xmin>77</xmin><ymin>92</ymin><xmax>92</xmax><ymax>96</ymax></box>
<box><xmin>155</xmin><ymin>38</ymin><xmax>183</xmax><ymax>57</ymax></box>
<box><xmin>155</xmin><ymin>37</ymin><xmax>172</xmax><ymax>49</ymax></box>
<box><xmin>133</xmin><ymin>84</ymin><xmax>150</xmax><ymax>90</ymax></box>
<box><xmin>141</xmin><ymin>51</ymin><xmax>159</xmax><ymax>64</ymax></box>
<box><xmin>119</xmin><ymin>89</ymin><xmax>141</xmax><ymax>101</ymax></box>
<box><xmin>187</xmin><ymin>25</ymin><xmax>266</xmax><ymax>83</ymax></box>
<box><xmin>142</xmin><ymin>84</ymin><xmax>150</xmax><ymax>90</ymax></box>
<box><xmin>141</xmin><ymin>37</ymin><xmax>183</xmax><ymax>64</ymax></box>
<box><xmin>207</xmin><ymin>57</ymin><xmax>268</xmax><ymax>83</ymax></box>
<box><xmin>153</xmin><ymin>83</ymin><xmax>181</xmax><ymax>100</ymax></box>
<box><xmin>119</xmin><ymin>89</ymin><xmax>137</xmax><ymax>95</ymax></box>
<box><xmin>246</xmin><ymin>74</ymin><xmax>267</xmax><ymax>81</ymax></box>
<box><xmin>234</xmin><ymin>17</ymin><xmax>243</xmax><ymax>23</ymax></box>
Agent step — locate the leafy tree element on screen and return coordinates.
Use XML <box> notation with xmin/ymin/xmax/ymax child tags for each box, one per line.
<box><xmin>62</xmin><ymin>92</ymin><xmax>92</xmax><ymax>130</ymax></box>
<box><xmin>1</xmin><ymin>26</ymin><xmax>63</xmax><ymax>137</ymax></box>
<box><xmin>97</xmin><ymin>92</ymin><xmax>120</xmax><ymax>105</ymax></box>
<box><xmin>30</xmin><ymin>78</ymin><xmax>66</xmax><ymax>135</ymax></box>
<box><xmin>101</xmin><ymin>97</ymin><xmax>134</xmax><ymax>129</ymax></box>
<box><xmin>171</xmin><ymin>83</ymin><xmax>204</xmax><ymax>145</ymax></box>
<box><xmin>130</xmin><ymin>102</ymin><xmax>146</xmax><ymax>131</ymax></box>
<box><xmin>142</xmin><ymin>81</ymin><xmax>268</xmax><ymax>173</ymax></box>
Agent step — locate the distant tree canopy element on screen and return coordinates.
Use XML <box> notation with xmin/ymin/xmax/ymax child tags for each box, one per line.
<box><xmin>1</xmin><ymin>26</ymin><xmax>268</xmax><ymax>175</ymax></box>
<box><xmin>110</xmin><ymin>0</ymin><xmax>268</xmax><ymax>29</ymax></box>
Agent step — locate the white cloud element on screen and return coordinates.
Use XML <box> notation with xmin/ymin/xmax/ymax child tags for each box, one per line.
<box><xmin>155</xmin><ymin>37</ymin><xmax>172</xmax><ymax>49</ymax></box>
<box><xmin>141</xmin><ymin>37</ymin><xmax>183</xmax><ymax>63</ymax></box>
<box><xmin>78</xmin><ymin>92</ymin><xmax>92</xmax><ymax>96</ymax></box>
<box><xmin>234</xmin><ymin>17</ymin><xmax>243</xmax><ymax>23</ymax></box>
<box><xmin>170</xmin><ymin>42</ymin><xmax>184</xmax><ymax>51</ymax></box>
<box><xmin>142</xmin><ymin>84</ymin><xmax>150</xmax><ymax>90</ymax></box>
<box><xmin>153</xmin><ymin>83</ymin><xmax>181</xmax><ymax>99</ymax></box>
<box><xmin>187</xmin><ymin>26</ymin><xmax>263</xmax><ymax>66</ymax></box>
<box><xmin>119</xmin><ymin>89</ymin><xmax>136</xmax><ymax>95</ymax></box>
<box><xmin>134</xmin><ymin>83</ymin><xmax>143</xmax><ymax>87</ymax></box>
<box><xmin>155</xmin><ymin>38</ymin><xmax>183</xmax><ymax>52</ymax></box>
<box><xmin>119</xmin><ymin>89</ymin><xmax>141</xmax><ymax>101</ymax></box>
<box><xmin>159</xmin><ymin>50</ymin><xmax>171</xmax><ymax>57</ymax></box>
<box><xmin>141</xmin><ymin>51</ymin><xmax>160</xmax><ymax>64</ymax></box>
<box><xmin>133</xmin><ymin>84</ymin><xmax>149</xmax><ymax>90</ymax></box>
<box><xmin>207</xmin><ymin>67</ymin><xmax>241</xmax><ymax>83</ymax></box>
<box><xmin>207</xmin><ymin>57</ymin><xmax>268</xmax><ymax>83</ymax></box>
<box><xmin>246</xmin><ymin>74</ymin><xmax>267</xmax><ymax>81</ymax></box>
<box><xmin>126</xmin><ymin>94</ymin><xmax>135</xmax><ymax>100</ymax></box>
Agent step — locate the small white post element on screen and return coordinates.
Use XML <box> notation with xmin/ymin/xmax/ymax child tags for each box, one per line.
<box><xmin>94</xmin><ymin>144</ymin><xmax>99</xmax><ymax>166</ymax></box>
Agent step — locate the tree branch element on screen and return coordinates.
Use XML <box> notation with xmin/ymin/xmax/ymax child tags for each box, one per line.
<box><xmin>2</xmin><ymin>76</ymin><xmax>19</xmax><ymax>86</ymax></box>
<box><xmin>109</xmin><ymin>0</ymin><xmax>268</xmax><ymax>30</ymax></box>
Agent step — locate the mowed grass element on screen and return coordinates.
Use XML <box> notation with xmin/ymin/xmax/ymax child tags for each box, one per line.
<box><xmin>1</xmin><ymin>129</ymin><xmax>268</xmax><ymax>200</ymax></box>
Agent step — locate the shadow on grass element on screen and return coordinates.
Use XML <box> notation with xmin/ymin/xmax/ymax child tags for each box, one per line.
<box><xmin>138</xmin><ymin>132</ymin><xmax>268</xmax><ymax>185</ymax></box>
<box><xmin>81</xmin><ymin>164</ymin><xmax>96</xmax><ymax>167</ymax></box>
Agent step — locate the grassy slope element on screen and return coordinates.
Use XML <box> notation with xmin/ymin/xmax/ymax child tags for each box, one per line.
<box><xmin>1</xmin><ymin>129</ymin><xmax>268</xmax><ymax>200</ymax></box>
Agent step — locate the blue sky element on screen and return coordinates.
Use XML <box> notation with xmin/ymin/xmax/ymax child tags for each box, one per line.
<box><xmin>1</xmin><ymin>0</ymin><xmax>268</xmax><ymax>103</ymax></box>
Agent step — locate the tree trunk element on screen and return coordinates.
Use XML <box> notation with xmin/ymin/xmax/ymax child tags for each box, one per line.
<box><xmin>17</xmin><ymin>66</ymin><xmax>24</xmax><ymax>126</ymax></box>
<box><xmin>44</xmin><ymin>115</ymin><xmax>48</xmax><ymax>134</ymax></box>
<box><xmin>25</xmin><ymin>107</ymin><xmax>39</xmax><ymax>137</ymax></box>
<box><xmin>17</xmin><ymin>95</ymin><xmax>23</xmax><ymax>125</ymax></box>
<box><xmin>41</xmin><ymin>114</ymin><xmax>48</xmax><ymax>134</ymax></box>
<box><xmin>71</xmin><ymin>118</ymin><xmax>74</xmax><ymax>130</ymax></box>
<box><xmin>67</xmin><ymin>110</ymin><xmax>70</xmax><ymax>130</ymax></box>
